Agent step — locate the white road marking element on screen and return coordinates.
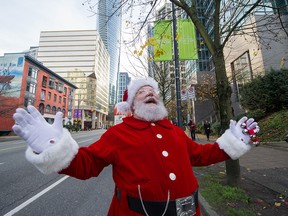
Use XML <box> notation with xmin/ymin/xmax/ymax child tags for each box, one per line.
<box><xmin>78</xmin><ymin>139</ymin><xmax>93</xmax><ymax>144</ymax></box>
<box><xmin>0</xmin><ymin>146</ymin><xmax>25</xmax><ymax>152</ymax></box>
<box><xmin>0</xmin><ymin>138</ymin><xmax>93</xmax><ymax>152</ymax></box>
<box><xmin>2</xmin><ymin>137</ymin><xmax>94</xmax><ymax>215</ymax></box>
<box><xmin>3</xmin><ymin>175</ymin><xmax>70</xmax><ymax>216</ymax></box>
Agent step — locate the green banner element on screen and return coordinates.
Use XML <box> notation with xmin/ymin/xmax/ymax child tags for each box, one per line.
<box><xmin>177</xmin><ymin>19</ymin><xmax>198</xmax><ymax>60</ymax></box>
<box><xmin>153</xmin><ymin>20</ymin><xmax>173</xmax><ymax>61</ymax></box>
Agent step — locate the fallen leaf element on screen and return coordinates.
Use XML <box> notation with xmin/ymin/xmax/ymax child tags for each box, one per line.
<box><xmin>274</xmin><ymin>202</ymin><xmax>281</xmax><ymax>207</ymax></box>
<box><xmin>227</xmin><ymin>202</ymin><xmax>236</xmax><ymax>207</ymax></box>
<box><xmin>255</xmin><ymin>198</ymin><xmax>265</xmax><ymax>205</ymax></box>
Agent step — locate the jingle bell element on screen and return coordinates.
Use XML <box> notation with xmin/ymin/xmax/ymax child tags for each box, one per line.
<box><xmin>242</xmin><ymin>129</ymin><xmax>249</xmax><ymax>134</ymax></box>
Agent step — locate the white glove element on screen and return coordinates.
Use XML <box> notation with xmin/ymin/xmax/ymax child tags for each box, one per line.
<box><xmin>12</xmin><ymin>105</ymin><xmax>63</xmax><ymax>154</ymax></box>
<box><xmin>229</xmin><ymin>116</ymin><xmax>260</xmax><ymax>144</ymax></box>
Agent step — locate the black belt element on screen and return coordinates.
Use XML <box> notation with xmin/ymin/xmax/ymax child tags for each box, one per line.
<box><xmin>127</xmin><ymin>190</ymin><xmax>198</xmax><ymax>216</ymax></box>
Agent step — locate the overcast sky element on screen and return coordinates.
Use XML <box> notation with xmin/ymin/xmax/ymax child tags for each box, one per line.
<box><xmin>0</xmin><ymin>0</ymin><xmax>149</xmax><ymax>77</ymax></box>
<box><xmin>0</xmin><ymin>0</ymin><xmax>97</xmax><ymax>55</ymax></box>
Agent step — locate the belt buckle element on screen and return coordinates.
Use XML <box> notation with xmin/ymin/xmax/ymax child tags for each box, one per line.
<box><xmin>175</xmin><ymin>194</ymin><xmax>196</xmax><ymax>216</ymax></box>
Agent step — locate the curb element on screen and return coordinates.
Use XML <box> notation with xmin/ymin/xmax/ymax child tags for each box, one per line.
<box><xmin>199</xmin><ymin>192</ymin><xmax>219</xmax><ymax>216</ymax></box>
<box><xmin>0</xmin><ymin>136</ymin><xmax>20</xmax><ymax>142</ymax></box>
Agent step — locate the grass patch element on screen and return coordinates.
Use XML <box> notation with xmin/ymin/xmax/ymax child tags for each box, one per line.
<box><xmin>199</xmin><ymin>173</ymin><xmax>256</xmax><ymax>216</ymax></box>
<box><xmin>258</xmin><ymin>109</ymin><xmax>288</xmax><ymax>142</ymax></box>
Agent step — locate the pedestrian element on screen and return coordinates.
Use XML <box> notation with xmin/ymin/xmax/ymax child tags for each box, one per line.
<box><xmin>12</xmin><ymin>77</ymin><xmax>259</xmax><ymax>216</ymax></box>
<box><xmin>187</xmin><ymin>119</ymin><xmax>196</xmax><ymax>140</ymax></box>
<box><xmin>204</xmin><ymin>120</ymin><xmax>211</xmax><ymax>141</ymax></box>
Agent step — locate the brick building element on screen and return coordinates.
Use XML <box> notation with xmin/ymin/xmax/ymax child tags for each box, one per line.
<box><xmin>0</xmin><ymin>54</ymin><xmax>77</xmax><ymax>135</ymax></box>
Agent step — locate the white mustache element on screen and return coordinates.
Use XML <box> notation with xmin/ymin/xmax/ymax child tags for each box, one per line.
<box><xmin>144</xmin><ymin>96</ymin><xmax>157</xmax><ymax>103</ymax></box>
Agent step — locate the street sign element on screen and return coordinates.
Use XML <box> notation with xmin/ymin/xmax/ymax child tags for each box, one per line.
<box><xmin>181</xmin><ymin>86</ymin><xmax>196</xmax><ymax>101</ymax></box>
<box><xmin>181</xmin><ymin>89</ymin><xmax>188</xmax><ymax>100</ymax></box>
<box><xmin>187</xmin><ymin>86</ymin><xmax>196</xmax><ymax>100</ymax></box>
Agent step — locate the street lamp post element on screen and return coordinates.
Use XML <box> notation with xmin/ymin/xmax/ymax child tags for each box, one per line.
<box><xmin>77</xmin><ymin>94</ymin><xmax>81</xmax><ymax>131</ymax></box>
<box><xmin>172</xmin><ymin>3</ymin><xmax>182</xmax><ymax>128</ymax></box>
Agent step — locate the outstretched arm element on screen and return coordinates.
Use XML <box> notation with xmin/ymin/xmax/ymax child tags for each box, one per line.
<box><xmin>217</xmin><ymin>117</ymin><xmax>260</xmax><ymax>160</ymax></box>
<box><xmin>13</xmin><ymin>105</ymin><xmax>79</xmax><ymax>174</ymax></box>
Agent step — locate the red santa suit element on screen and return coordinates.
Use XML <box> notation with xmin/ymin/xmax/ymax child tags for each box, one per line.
<box><xmin>55</xmin><ymin>116</ymin><xmax>228</xmax><ymax>215</ymax></box>
<box><xmin>24</xmin><ymin>78</ymin><xmax>252</xmax><ymax>215</ymax></box>
<box><xmin>25</xmin><ymin>116</ymin><xmax>251</xmax><ymax>215</ymax></box>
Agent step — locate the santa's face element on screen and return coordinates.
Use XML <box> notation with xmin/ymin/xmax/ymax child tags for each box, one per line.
<box><xmin>132</xmin><ymin>86</ymin><xmax>168</xmax><ymax>122</ymax></box>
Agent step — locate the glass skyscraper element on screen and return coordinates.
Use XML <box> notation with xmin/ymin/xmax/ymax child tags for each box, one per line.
<box><xmin>96</xmin><ymin>0</ymin><xmax>122</xmax><ymax>105</ymax></box>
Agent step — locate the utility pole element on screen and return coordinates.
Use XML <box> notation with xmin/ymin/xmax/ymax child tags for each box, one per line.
<box><xmin>77</xmin><ymin>94</ymin><xmax>81</xmax><ymax>131</ymax></box>
<box><xmin>172</xmin><ymin>3</ymin><xmax>182</xmax><ymax>128</ymax></box>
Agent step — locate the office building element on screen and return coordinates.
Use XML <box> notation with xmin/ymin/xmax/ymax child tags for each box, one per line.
<box><xmin>95</xmin><ymin>0</ymin><xmax>122</xmax><ymax>106</ymax></box>
<box><xmin>223</xmin><ymin>5</ymin><xmax>288</xmax><ymax>115</ymax></box>
<box><xmin>37</xmin><ymin>30</ymin><xmax>110</xmax><ymax>129</ymax></box>
<box><xmin>117</xmin><ymin>72</ymin><xmax>131</xmax><ymax>103</ymax></box>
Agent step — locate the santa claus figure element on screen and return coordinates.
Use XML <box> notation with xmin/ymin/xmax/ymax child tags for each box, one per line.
<box><xmin>12</xmin><ymin>77</ymin><xmax>259</xmax><ymax>216</ymax></box>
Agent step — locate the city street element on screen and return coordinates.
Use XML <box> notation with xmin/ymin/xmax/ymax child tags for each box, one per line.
<box><xmin>0</xmin><ymin>130</ymin><xmax>114</xmax><ymax>216</ymax></box>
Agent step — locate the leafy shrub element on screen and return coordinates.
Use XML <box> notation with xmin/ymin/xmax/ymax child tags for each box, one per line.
<box><xmin>196</xmin><ymin>123</ymin><xmax>204</xmax><ymax>134</ymax></box>
<box><xmin>240</xmin><ymin>69</ymin><xmax>288</xmax><ymax>114</ymax></box>
<box><xmin>211</xmin><ymin>121</ymin><xmax>221</xmax><ymax>136</ymax></box>
<box><xmin>234</xmin><ymin>110</ymin><xmax>266</xmax><ymax>122</ymax></box>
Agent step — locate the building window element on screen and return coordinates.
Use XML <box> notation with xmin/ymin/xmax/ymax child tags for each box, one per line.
<box><xmin>45</xmin><ymin>105</ymin><xmax>51</xmax><ymax>113</ymax></box>
<box><xmin>54</xmin><ymin>94</ymin><xmax>57</xmax><ymax>102</ymax></box>
<box><xmin>57</xmin><ymin>82</ymin><xmax>64</xmax><ymax>93</ymax></box>
<box><xmin>231</xmin><ymin>51</ymin><xmax>253</xmax><ymax>101</ymax></box>
<box><xmin>40</xmin><ymin>90</ymin><xmax>46</xmax><ymax>101</ymax></box>
<box><xmin>48</xmin><ymin>92</ymin><xmax>51</xmax><ymax>100</ymax></box>
<box><xmin>26</xmin><ymin>83</ymin><xmax>36</xmax><ymax>94</ymax></box>
<box><xmin>59</xmin><ymin>96</ymin><xmax>62</xmax><ymax>103</ymax></box>
<box><xmin>64</xmin><ymin>87</ymin><xmax>67</xmax><ymax>96</ymax></box>
<box><xmin>63</xmin><ymin>97</ymin><xmax>66</xmax><ymax>106</ymax></box>
<box><xmin>52</xmin><ymin>106</ymin><xmax>57</xmax><ymax>114</ymax></box>
<box><xmin>49</xmin><ymin>78</ymin><xmax>55</xmax><ymax>89</ymax></box>
<box><xmin>42</xmin><ymin>76</ymin><xmax>47</xmax><ymax>87</ymax></box>
<box><xmin>28</xmin><ymin>67</ymin><xmax>38</xmax><ymax>79</ymax></box>
<box><xmin>39</xmin><ymin>103</ymin><xmax>45</xmax><ymax>115</ymax></box>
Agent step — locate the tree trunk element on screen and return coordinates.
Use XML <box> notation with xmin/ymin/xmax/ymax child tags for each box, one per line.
<box><xmin>213</xmin><ymin>52</ymin><xmax>241</xmax><ymax>187</ymax></box>
<box><xmin>225</xmin><ymin>159</ymin><xmax>241</xmax><ymax>187</ymax></box>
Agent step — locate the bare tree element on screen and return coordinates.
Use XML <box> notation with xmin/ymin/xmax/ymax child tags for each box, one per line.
<box><xmin>83</xmin><ymin>0</ymin><xmax>288</xmax><ymax>186</ymax></box>
<box><xmin>195</xmin><ymin>73</ymin><xmax>219</xmax><ymax>122</ymax></box>
<box><xmin>169</xmin><ymin>0</ymin><xmax>288</xmax><ymax>186</ymax></box>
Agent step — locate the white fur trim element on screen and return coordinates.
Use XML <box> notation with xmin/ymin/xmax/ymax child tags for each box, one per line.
<box><xmin>127</xmin><ymin>77</ymin><xmax>159</xmax><ymax>106</ymax></box>
<box><xmin>115</xmin><ymin>101</ymin><xmax>131</xmax><ymax>115</ymax></box>
<box><xmin>25</xmin><ymin>129</ymin><xmax>79</xmax><ymax>174</ymax></box>
<box><xmin>217</xmin><ymin>129</ymin><xmax>251</xmax><ymax>160</ymax></box>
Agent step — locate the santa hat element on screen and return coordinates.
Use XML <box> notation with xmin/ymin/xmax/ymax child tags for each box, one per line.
<box><xmin>115</xmin><ymin>77</ymin><xmax>159</xmax><ymax>115</ymax></box>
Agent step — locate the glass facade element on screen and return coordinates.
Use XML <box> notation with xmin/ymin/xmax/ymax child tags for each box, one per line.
<box><xmin>117</xmin><ymin>72</ymin><xmax>130</xmax><ymax>103</ymax></box>
<box><xmin>96</xmin><ymin>0</ymin><xmax>122</xmax><ymax>105</ymax></box>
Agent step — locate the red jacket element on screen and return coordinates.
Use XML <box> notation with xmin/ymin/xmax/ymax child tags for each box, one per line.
<box><xmin>60</xmin><ymin>116</ymin><xmax>229</xmax><ymax>215</ymax></box>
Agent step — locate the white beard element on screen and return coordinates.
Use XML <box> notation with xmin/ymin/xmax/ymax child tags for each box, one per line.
<box><xmin>133</xmin><ymin>98</ymin><xmax>168</xmax><ymax>122</ymax></box>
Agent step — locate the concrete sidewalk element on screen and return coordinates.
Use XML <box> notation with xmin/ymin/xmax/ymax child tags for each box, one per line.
<box><xmin>239</xmin><ymin>142</ymin><xmax>288</xmax><ymax>196</ymax></box>
<box><xmin>193</xmin><ymin>132</ymin><xmax>288</xmax><ymax>216</ymax></box>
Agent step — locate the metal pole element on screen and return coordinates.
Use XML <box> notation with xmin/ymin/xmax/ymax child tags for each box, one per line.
<box><xmin>172</xmin><ymin>3</ymin><xmax>182</xmax><ymax>128</ymax></box>
<box><xmin>77</xmin><ymin>95</ymin><xmax>81</xmax><ymax>131</ymax></box>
